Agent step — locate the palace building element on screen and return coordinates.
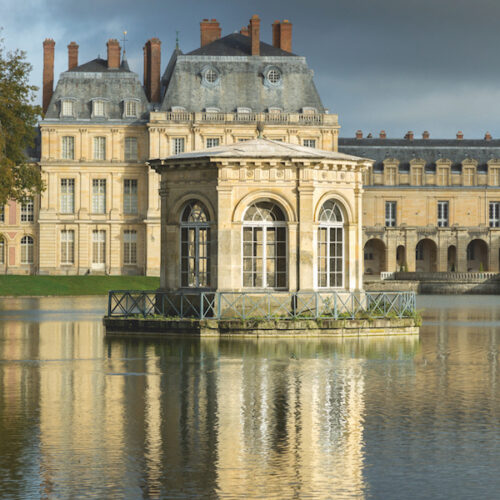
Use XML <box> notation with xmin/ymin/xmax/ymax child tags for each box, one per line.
<box><xmin>2</xmin><ymin>15</ymin><xmax>500</xmax><ymax>281</ymax></box>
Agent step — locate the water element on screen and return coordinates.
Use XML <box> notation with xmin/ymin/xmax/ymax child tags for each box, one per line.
<box><xmin>0</xmin><ymin>295</ymin><xmax>499</xmax><ymax>499</ymax></box>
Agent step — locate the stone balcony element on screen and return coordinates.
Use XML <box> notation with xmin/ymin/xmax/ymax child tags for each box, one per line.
<box><xmin>148</xmin><ymin>111</ymin><xmax>339</xmax><ymax>126</ymax></box>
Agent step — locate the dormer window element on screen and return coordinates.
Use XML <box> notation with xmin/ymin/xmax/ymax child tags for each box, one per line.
<box><xmin>302</xmin><ymin>107</ymin><xmax>318</xmax><ymax>114</ymax></box>
<box><xmin>237</xmin><ymin>107</ymin><xmax>252</xmax><ymax>114</ymax></box>
<box><xmin>268</xmin><ymin>107</ymin><xmax>282</xmax><ymax>114</ymax></box>
<box><xmin>60</xmin><ymin>99</ymin><xmax>76</xmax><ymax>118</ymax></box>
<box><xmin>93</xmin><ymin>99</ymin><xmax>105</xmax><ymax>117</ymax></box>
<box><xmin>124</xmin><ymin>100</ymin><xmax>138</xmax><ymax>118</ymax></box>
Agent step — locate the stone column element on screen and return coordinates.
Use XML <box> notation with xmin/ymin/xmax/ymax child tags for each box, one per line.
<box><xmin>406</xmin><ymin>229</ymin><xmax>417</xmax><ymax>272</ymax></box>
<box><xmin>297</xmin><ymin>184</ymin><xmax>315</xmax><ymax>290</ymax></box>
<box><xmin>456</xmin><ymin>230</ymin><xmax>469</xmax><ymax>272</ymax></box>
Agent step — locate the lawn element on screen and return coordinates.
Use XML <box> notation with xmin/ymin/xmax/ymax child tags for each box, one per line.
<box><xmin>0</xmin><ymin>275</ymin><xmax>160</xmax><ymax>296</ymax></box>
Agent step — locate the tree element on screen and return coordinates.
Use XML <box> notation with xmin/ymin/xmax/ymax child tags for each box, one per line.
<box><xmin>0</xmin><ymin>36</ymin><xmax>44</xmax><ymax>205</ymax></box>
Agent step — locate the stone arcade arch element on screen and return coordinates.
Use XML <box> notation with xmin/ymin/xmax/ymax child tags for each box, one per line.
<box><xmin>363</xmin><ymin>238</ymin><xmax>386</xmax><ymax>275</ymax></box>
<box><xmin>415</xmin><ymin>238</ymin><xmax>437</xmax><ymax>272</ymax></box>
<box><xmin>466</xmin><ymin>239</ymin><xmax>488</xmax><ymax>271</ymax></box>
<box><xmin>396</xmin><ymin>245</ymin><xmax>406</xmax><ymax>271</ymax></box>
<box><xmin>448</xmin><ymin>245</ymin><xmax>457</xmax><ymax>272</ymax></box>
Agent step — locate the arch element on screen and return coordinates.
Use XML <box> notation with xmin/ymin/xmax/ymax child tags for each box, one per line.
<box><xmin>448</xmin><ymin>245</ymin><xmax>457</xmax><ymax>272</ymax></box>
<box><xmin>314</xmin><ymin>191</ymin><xmax>353</xmax><ymax>224</ymax></box>
<box><xmin>180</xmin><ymin>200</ymin><xmax>211</xmax><ymax>223</ymax></box>
<box><xmin>466</xmin><ymin>239</ymin><xmax>488</xmax><ymax>271</ymax></box>
<box><xmin>169</xmin><ymin>192</ymin><xmax>216</xmax><ymax>225</ymax></box>
<box><xmin>363</xmin><ymin>238</ymin><xmax>386</xmax><ymax>275</ymax></box>
<box><xmin>396</xmin><ymin>245</ymin><xmax>406</xmax><ymax>271</ymax></box>
<box><xmin>233</xmin><ymin>191</ymin><xmax>296</xmax><ymax>223</ymax></box>
<box><xmin>415</xmin><ymin>238</ymin><xmax>437</xmax><ymax>272</ymax></box>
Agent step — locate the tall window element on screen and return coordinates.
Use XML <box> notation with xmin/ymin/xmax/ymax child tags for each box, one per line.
<box><xmin>172</xmin><ymin>138</ymin><xmax>185</xmax><ymax>155</ymax></box>
<box><xmin>317</xmin><ymin>200</ymin><xmax>344</xmax><ymax>288</ymax></box>
<box><xmin>0</xmin><ymin>206</ymin><xmax>4</xmax><ymax>222</ymax></box>
<box><xmin>125</xmin><ymin>100</ymin><xmax>137</xmax><ymax>117</ymax></box>
<box><xmin>437</xmin><ymin>201</ymin><xmax>449</xmax><ymax>227</ymax></box>
<box><xmin>93</xmin><ymin>137</ymin><xmax>106</xmax><ymax>160</ymax></box>
<box><xmin>60</xmin><ymin>179</ymin><xmax>75</xmax><ymax>214</ymax></box>
<box><xmin>180</xmin><ymin>201</ymin><xmax>210</xmax><ymax>287</ymax></box>
<box><xmin>123</xmin><ymin>179</ymin><xmax>138</xmax><ymax>214</ymax></box>
<box><xmin>123</xmin><ymin>230</ymin><xmax>137</xmax><ymax>265</ymax></box>
<box><xmin>491</xmin><ymin>168</ymin><xmax>500</xmax><ymax>186</ymax></box>
<box><xmin>206</xmin><ymin>138</ymin><xmax>220</xmax><ymax>148</ymax></box>
<box><xmin>0</xmin><ymin>238</ymin><xmax>4</xmax><ymax>264</ymax></box>
<box><xmin>385</xmin><ymin>201</ymin><xmax>397</xmax><ymax>227</ymax></box>
<box><xmin>92</xmin><ymin>179</ymin><xmax>106</xmax><ymax>214</ymax></box>
<box><xmin>21</xmin><ymin>198</ymin><xmax>34</xmax><ymax>222</ymax></box>
<box><xmin>490</xmin><ymin>202</ymin><xmax>500</xmax><ymax>228</ymax></box>
<box><xmin>303</xmin><ymin>139</ymin><xmax>316</xmax><ymax>148</ymax></box>
<box><xmin>92</xmin><ymin>230</ymin><xmax>106</xmax><ymax>265</ymax></box>
<box><xmin>62</xmin><ymin>136</ymin><xmax>75</xmax><ymax>160</ymax></box>
<box><xmin>21</xmin><ymin>236</ymin><xmax>34</xmax><ymax>264</ymax></box>
<box><xmin>242</xmin><ymin>201</ymin><xmax>287</xmax><ymax>289</ymax></box>
<box><xmin>60</xmin><ymin>230</ymin><xmax>75</xmax><ymax>264</ymax></box>
<box><xmin>125</xmin><ymin>137</ymin><xmax>138</xmax><ymax>161</ymax></box>
<box><xmin>437</xmin><ymin>168</ymin><xmax>448</xmax><ymax>186</ymax></box>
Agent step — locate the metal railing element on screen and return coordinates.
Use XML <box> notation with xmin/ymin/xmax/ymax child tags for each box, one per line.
<box><xmin>107</xmin><ymin>290</ymin><xmax>417</xmax><ymax>321</ymax></box>
<box><xmin>382</xmin><ymin>271</ymin><xmax>500</xmax><ymax>281</ymax></box>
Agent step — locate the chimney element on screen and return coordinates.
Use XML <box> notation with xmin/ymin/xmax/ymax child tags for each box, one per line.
<box><xmin>240</xmin><ymin>26</ymin><xmax>249</xmax><ymax>36</ymax></box>
<box><xmin>144</xmin><ymin>38</ymin><xmax>161</xmax><ymax>102</ymax></box>
<box><xmin>250</xmin><ymin>15</ymin><xmax>260</xmax><ymax>56</ymax></box>
<box><xmin>485</xmin><ymin>132</ymin><xmax>492</xmax><ymax>141</ymax></box>
<box><xmin>272</xmin><ymin>20</ymin><xmax>280</xmax><ymax>47</ymax></box>
<box><xmin>355</xmin><ymin>130</ymin><xmax>363</xmax><ymax>139</ymax></box>
<box><xmin>379</xmin><ymin>130</ymin><xmax>387</xmax><ymax>139</ymax></box>
<box><xmin>280</xmin><ymin>20</ymin><xmax>292</xmax><ymax>52</ymax></box>
<box><xmin>405</xmin><ymin>131</ymin><xmax>414</xmax><ymax>141</ymax></box>
<box><xmin>43</xmin><ymin>38</ymin><xmax>55</xmax><ymax>114</ymax></box>
<box><xmin>422</xmin><ymin>130</ymin><xmax>430</xmax><ymax>139</ymax></box>
<box><xmin>107</xmin><ymin>39</ymin><xmax>120</xmax><ymax>69</ymax></box>
<box><xmin>456</xmin><ymin>131</ymin><xmax>464</xmax><ymax>140</ymax></box>
<box><xmin>67</xmin><ymin>41</ymin><xmax>79</xmax><ymax>70</ymax></box>
<box><xmin>200</xmin><ymin>19</ymin><xmax>221</xmax><ymax>47</ymax></box>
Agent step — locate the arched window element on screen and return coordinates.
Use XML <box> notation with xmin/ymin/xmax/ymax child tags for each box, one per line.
<box><xmin>180</xmin><ymin>201</ymin><xmax>211</xmax><ymax>287</ymax></box>
<box><xmin>21</xmin><ymin>235</ymin><xmax>34</xmax><ymax>264</ymax></box>
<box><xmin>242</xmin><ymin>201</ymin><xmax>287</xmax><ymax>289</ymax></box>
<box><xmin>317</xmin><ymin>200</ymin><xmax>344</xmax><ymax>288</ymax></box>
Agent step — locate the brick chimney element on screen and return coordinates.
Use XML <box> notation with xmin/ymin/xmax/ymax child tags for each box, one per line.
<box><xmin>43</xmin><ymin>38</ymin><xmax>55</xmax><ymax>114</ymax></box>
<box><xmin>280</xmin><ymin>20</ymin><xmax>292</xmax><ymax>52</ymax></box>
<box><xmin>107</xmin><ymin>39</ymin><xmax>120</xmax><ymax>69</ymax></box>
<box><xmin>422</xmin><ymin>130</ymin><xmax>430</xmax><ymax>139</ymax></box>
<box><xmin>485</xmin><ymin>131</ymin><xmax>492</xmax><ymax>141</ymax></box>
<box><xmin>144</xmin><ymin>38</ymin><xmax>161</xmax><ymax>102</ymax></box>
<box><xmin>200</xmin><ymin>19</ymin><xmax>221</xmax><ymax>47</ymax></box>
<box><xmin>250</xmin><ymin>15</ymin><xmax>260</xmax><ymax>56</ymax></box>
<box><xmin>379</xmin><ymin>130</ymin><xmax>387</xmax><ymax>139</ymax></box>
<box><xmin>456</xmin><ymin>131</ymin><xmax>464</xmax><ymax>140</ymax></box>
<box><xmin>405</xmin><ymin>131</ymin><xmax>414</xmax><ymax>141</ymax></box>
<box><xmin>240</xmin><ymin>26</ymin><xmax>249</xmax><ymax>36</ymax></box>
<box><xmin>272</xmin><ymin>20</ymin><xmax>280</xmax><ymax>47</ymax></box>
<box><xmin>67</xmin><ymin>41</ymin><xmax>78</xmax><ymax>70</ymax></box>
<box><xmin>355</xmin><ymin>130</ymin><xmax>363</xmax><ymax>139</ymax></box>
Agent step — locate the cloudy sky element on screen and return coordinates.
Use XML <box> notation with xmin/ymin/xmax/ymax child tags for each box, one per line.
<box><xmin>2</xmin><ymin>0</ymin><xmax>500</xmax><ymax>139</ymax></box>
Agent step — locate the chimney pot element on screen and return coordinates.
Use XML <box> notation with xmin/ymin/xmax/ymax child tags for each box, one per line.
<box><xmin>456</xmin><ymin>131</ymin><xmax>464</xmax><ymax>140</ymax></box>
<box><xmin>249</xmin><ymin>15</ymin><xmax>260</xmax><ymax>56</ymax></box>
<box><xmin>379</xmin><ymin>130</ymin><xmax>386</xmax><ymax>139</ymax></box>
<box><xmin>67</xmin><ymin>41</ymin><xmax>79</xmax><ymax>70</ymax></box>
<box><xmin>355</xmin><ymin>130</ymin><xmax>363</xmax><ymax>139</ymax></box>
<box><xmin>240</xmin><ymin>26</ymin><xmax>249</xmax><ymax>36</ymax></box>
<box><xmin>422</xmin><ymin>130</ymin><xmax>430</xmax><ymax>139</ymax></box>
<box><xmin>200</xmin><ymin>19</ymin><xmax>221</xmax><ymax>47</ymax></box>
<box><xmin>405</xmin><ymin>131</ymin><xmax>414</xmax><ymax>140</ymax></box>
<box><xmin>107</xmin><ymin>39</ymin><xmax>120</xmax><ymax>69</ymax></box>
<box><xmin>485</xmin><ymin>132</ymin><xmax>492</xmax><ymax>141</ymax></box>
<box><xmin>43</xmin><ymin>38</ymin><xmax>56</xmax><ymax>114</ymax></box>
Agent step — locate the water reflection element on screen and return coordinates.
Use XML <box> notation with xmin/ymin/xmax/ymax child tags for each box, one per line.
<box><xmin>0</xmin><ymin>297</ymin><xmax>499</xmax><ymax>498</ymax></box>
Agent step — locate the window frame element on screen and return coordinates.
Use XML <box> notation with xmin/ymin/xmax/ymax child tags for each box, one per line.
<box><xmin>385</xmin><ymin>201</ymin><xmax>397</xmax><ymax>227</ymax></box>
<box><xmin>92</xmin><ymin>179</ymin><xmax>106</xmax><ymax>214</ymax></box>
<box><xmin>123</xmin><ymin>229</ymin><xmax>137</xmax><ymax>265</ymax></box>
<box><xmin>60</xmin><ymin>178</ymin><xmax>75</xmax><ymax>214</ymax></box>
<box><xmin>172</xmin><ymin>137</ymin><xmax>185</xmax><ymax>155</ymax></box>
<box><xmin>489</xmin><ymin>202</ymin><xmax>500</xmax><ymax>228</ymax></box>
<box><xmin>21</xmin><ymin>198</ymin><xmax>34</xmax><ymax>222</ymax></box>
<box><xmin>124</xmin><ymin>137</ymin><xmax>138</xmax><ymax>161</ymax></box>
<box><xmin>123</xmin><ymin>179</ymin><xmax>138</xmax><ymax>215</ymax></box>
<box><xmin>437</xmin><ymin>200</ymin><xmax>449</xmax><ymax>228</ymax></box>
<box><xmin>61</xmin><ymin>136</ymin><xmax>75</xmax><ymax>160</ymax></box>
<box><xmin>21</xmin><ymin>235</ymin><xmax>34</xmax><ymax>264</ymax></box>
<box><xmin>60</xmin><ymin>229</ymin><xmax>75</xmax><ymax>265</ymax></box>
<box><xmin>93</xmin><ymin>136</ymin><xmax>106</xmax><ymax>160</ymax></box>
<box><xmin>303</xmin><ymin>139</ymin><xmax>316</xmax><ymax>148</ymax></box>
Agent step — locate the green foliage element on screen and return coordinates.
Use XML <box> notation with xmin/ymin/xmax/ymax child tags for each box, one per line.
<box><xmin>0</xmin><ymin>35</ymin><xmax>44</xmax><ymax>204</ymax></box>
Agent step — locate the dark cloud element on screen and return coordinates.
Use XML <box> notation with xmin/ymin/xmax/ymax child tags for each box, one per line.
<box><xmin>3</xmin><ymin>0</ymin><xmax>500</xmax><ymax>138</ymax></box>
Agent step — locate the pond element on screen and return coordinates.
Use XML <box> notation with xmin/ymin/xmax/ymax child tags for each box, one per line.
<box><xmin>0</xmin><ymin>295</ymin><xmax>499</xmax><ymax>499</ymax></box>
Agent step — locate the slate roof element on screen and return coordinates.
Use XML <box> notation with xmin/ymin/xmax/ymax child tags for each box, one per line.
<box><xmin>338</xmin><ymin>138</ymin><xmax>500</xmax><ymax>173</ymax></box>
<box><xmin>153</xmin><ymin>138</ymin><xmax>370</xmax><ymax>162</ymax></box>
<box><xmin>187</xmin><ymin>33</ymin><xmax>296</xmax><ymax>57</ymax></box>
<box><xmin>69</xmin><ymin>57</ymin><xmax>132</xmax><ymax>73</ymax></box>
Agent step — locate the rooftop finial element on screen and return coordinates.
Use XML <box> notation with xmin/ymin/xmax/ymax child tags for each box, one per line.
<box><xmin>176</xmin><ymin>30</ymin><xmax>180</xmax><ymax>49</ymax></box>
<box><xmin>121</xmin><ymin>30</ymin><xmax>128</xmax><ymax>54</ymax></box>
